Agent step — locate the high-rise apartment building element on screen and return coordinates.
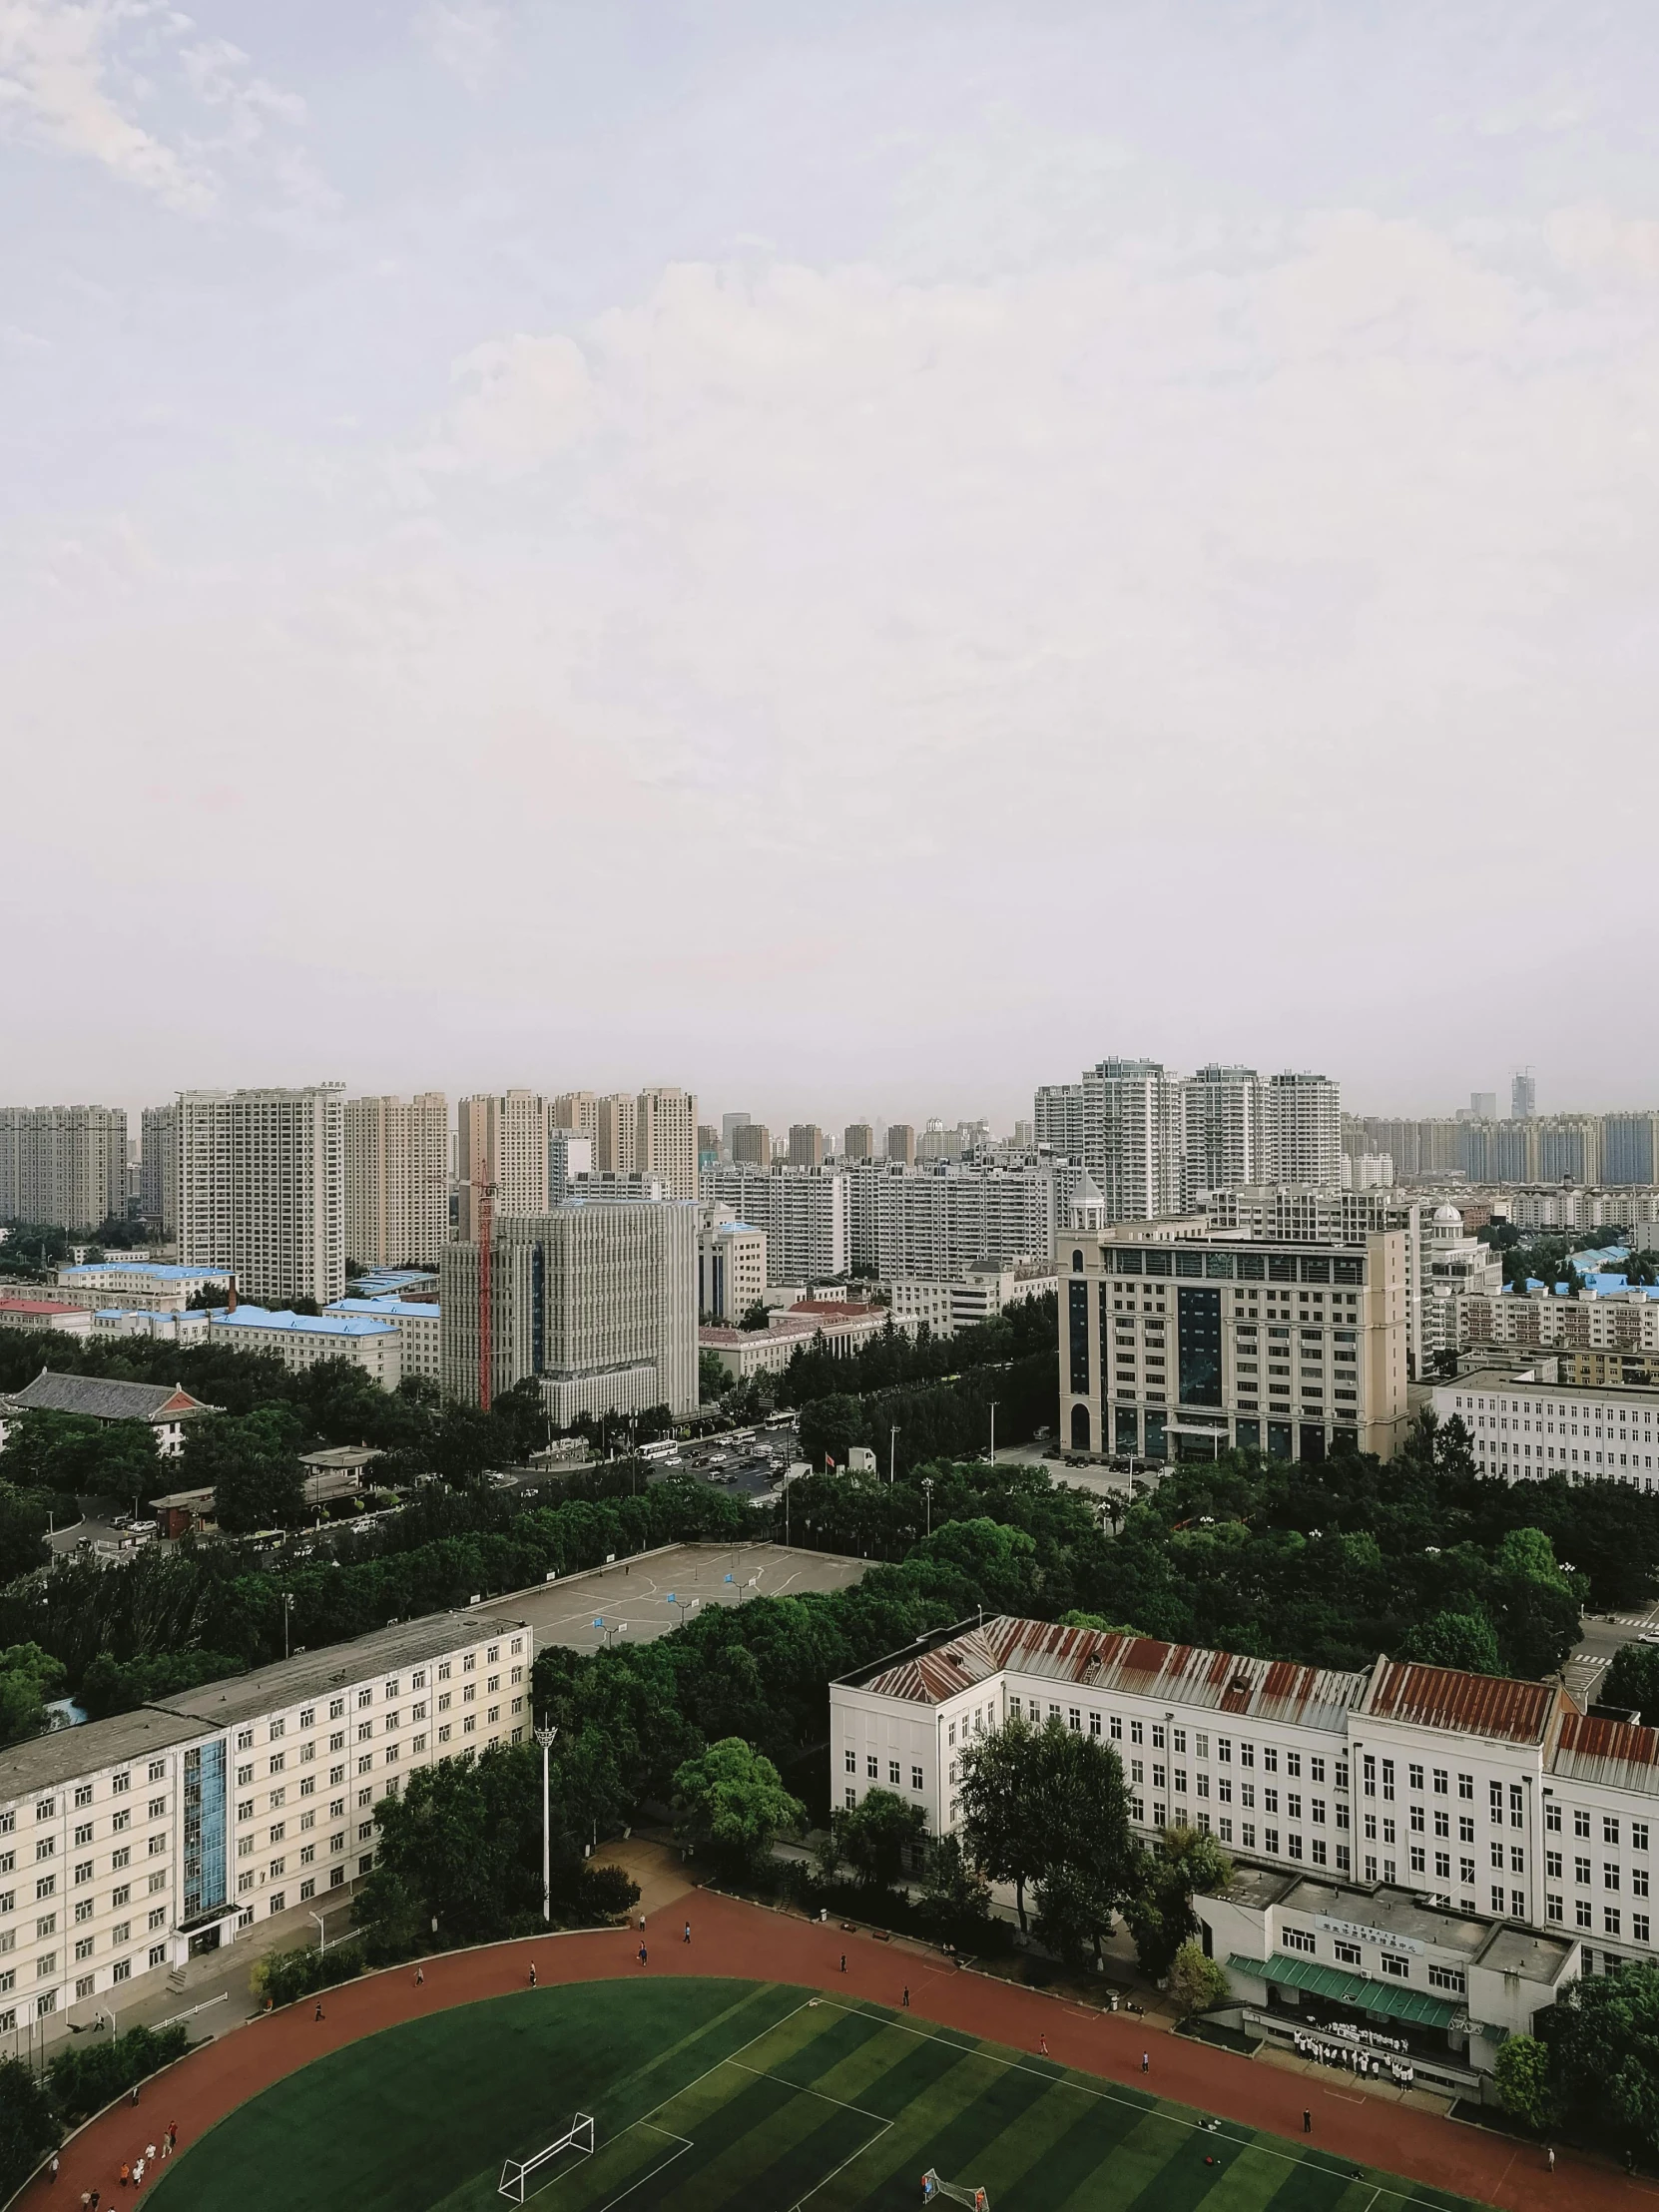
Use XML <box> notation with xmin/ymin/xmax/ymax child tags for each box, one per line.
<box><xmin>885</xmin><ymin>1123</ymin><xmax>916</xmax><ymax>1168</ymax></box>
<box><xmin>551</xmin><ymin>1092</ymin><xmax>597</xmax><ymax>1139</ymax></box>
<box><xmin>842</xmin><ymin>1123</ymin><xmax>874</xmax><ymax>1163</ymax></box>
<box><xmin>699</xmin><ymin>1165</ymin><xmax>846</xmax><ymax>1281</ymax></box>
<box><xmin>176</xmin><ymin>1086</ymin><xmax>345</xmax><ymax>1306</ymax></box>
<box><xmin>1512</xmin><ymin>1069</ymin><xmax>1537</xmax><ymax>1119</ymax></box>
<box><xmin>1604</xmin><ymin>1114</ymin><xmax>1659</xmax><ymax>1187</ymax></box>
<box><xmin>139</xmin><ymin>1105</ymin><xmax>177</xmax><ymax>1233</ymax></box>
<box><xmin>697</xmin><ymin>1124</ymin><xmax>720</xmax><ymax>1163</ymax></box>
<box><xmin>1469</xmin><ymin>1091</ymin><xmax>1498</xmax><ymax>1121</ymax></box>
<box><xmin>593</xmin><ymin>1094</ymin><xmax>638</xmax><ymax>1175</ymax></box>
<box><xmin>635</xmin><ymin>1087</ymin><xmax>699</xmax><ymax>1202</ymax></box>
<box><xmin>1081</xmin><ymin>1059</ymin><xmax>1187</xmax><ymax>1221</ymax></box>
<box><xmin>1033</xmin><ymin>1084</ymin><xmax>1086</xmax><ymax>1161</ymax></box>
<box><xmin>548</xmin><ymin>1131</ymin><xmax>593</xmax><ymax>1202</ymax></box>
<box><xmin>1260</xmin><ymin>1071</ymin><xmax>1343</xmax><ymax>1187</ymax></box>
<box><xmin>732</xmin><ymin>1122</ymin><xmax>772</xmax><ymax>1167</ymax></box>
<box><xmin>442</xmin><ymin>1201</ymin><xmax>698</xmax><ymax>1421</ymax></box>
<box><xmin>455</xmin><ymin>1091</ymin><xmax>549</xmax><ymax>1238</ymax></box>
<box><xmin>788</xmin><ymin>1124</ymin><xmax>826</xmax><ymax>1169</ymax></box>
<box><xmin>1184</xmin><ymin>1066</ymin><xmax>1261</xmax><ymax>1197</ymax></box>
<box><xmin>343</xmin><ymin>1094</ymin><xmax>448</xmax><ymax>1267</ymax></box>
<box><xmin>721</xmin><ymin>1112</ymin><xmax>751</xmax><ymax>1159</ymax></box>
<box><xmin>872</xmin><ymin>1163</ymin><xmax>1056</xmax><ymax>1280</ymax></box>
<box><xmin>0</xmin><ymin>1106</ymin><xmax>127</xmax><ymax>1232</ymax></box>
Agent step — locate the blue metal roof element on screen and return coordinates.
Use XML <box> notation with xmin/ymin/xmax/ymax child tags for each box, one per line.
<box><xmin>210</xmin><ymin>1307</ymin><xmax>395</xmax><ymax>1339</ymax></box>
<box><xmin>62</xmin><ymin>1263</ymin><xmax>230</xmax><ymax>1282</ymax></box>
<box><xmin>325</xmin><ymin>1297</ymin><xmax>440</xmax><ymax>1320</ymax></box>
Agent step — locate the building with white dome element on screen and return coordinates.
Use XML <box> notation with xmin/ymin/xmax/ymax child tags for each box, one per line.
<box><xmin>1419</xmin><ymin>1203</ymin><xmax>1504</xmax><ymax>1374</ymax></box>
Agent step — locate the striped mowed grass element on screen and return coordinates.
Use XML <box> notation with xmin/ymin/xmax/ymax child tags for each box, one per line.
<box><xmin>146</xmin><ymin>1977</ymin><xmax>1486</xmax><ymax>2212</ymax></box>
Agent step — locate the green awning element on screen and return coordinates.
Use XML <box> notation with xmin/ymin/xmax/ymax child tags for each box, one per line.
<box><xmin>1227</xmin><ymin>1952</ymin><xmax>1461</xmax><ymax>2031</ymax></box>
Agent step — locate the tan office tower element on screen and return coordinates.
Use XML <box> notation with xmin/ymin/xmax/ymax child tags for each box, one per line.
<box><xmin>0</xmin><ymin>1106</ymin><xmax>128</xmax><ymax>1231</ymax></box>
<box><xmin>636</xmin><ymin>1088</ymin><xmax>699</xmax><ymax>1202</ymax></box>
<box><xmin>732</xmin><ymin>1122</ymin><xmax>772</xmax><ymax>1167</ymax></box>
<box><xmin>551</xmin><ymin>1092</ymin><xmax>597</xmax><ymax>1138</ymax></box>
<box><xmin>593</xmin><ymin>1094</ymin><xmax>638</xmax><ymax>1174</ymax></box>
<box><xmin>455</xmin><ymin>1091</ymin><xmax>549</xmax><ymax>1238</ymax></box>
<box><xmin>843</xmin><ymin>1123</ymin><xmax>874</xmax><ymax>1163</ymax></box>
<box><xmin>788</xmin><ymin>1124</ymin><xmax>826</xmax><ymax>1168</ymax></box>
<box><xmin>344</xmin><ymin>1094</ymin><xmax>449</xmax><ymax>1266</ymax></box>
<box><xmin>176</xmin><ymin>1085</ymin><xmax>345</xmax><ymax>1306</ymax></box>
<box><xmin>886</xmin><ymin>1123</ymin><xmax>917</xmax><ymax>1167</ymax></box>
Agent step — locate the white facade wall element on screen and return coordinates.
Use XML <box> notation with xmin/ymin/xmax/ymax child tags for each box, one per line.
<box><xmin>0</xmin><ymin>1107</ymin><xmax>128</xmax><ymax>1232</ymax></box>
<box><xmin>698</xmin><ymin>1167</ymin><xmax>847</xmax><ymax>1283</ymax></box>
<box><xmin>343</xmin><ymin>1094</ymin><xmax>449</xmax><ymax>1269</ymax></box>
<box><xmin>176</xmin><ymin>1088</ymin><xmax>345</xmax><ymax>1308</ymax></box>
<box><xmin>1434</xmin><ymin>1373</ymin><xmax>1659</xmax><ymax>1490</ymax></box>
<box><xmin>209</xmin><ymin>1309</ymin><xmax>401</xmax><ymax>1387</ymax></box>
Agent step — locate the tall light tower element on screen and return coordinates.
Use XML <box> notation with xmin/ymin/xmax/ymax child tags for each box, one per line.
<box><xmin>535</xmin><ymin>1722</ymin><xmax>559</xmax><ymax>1924</ymax></box>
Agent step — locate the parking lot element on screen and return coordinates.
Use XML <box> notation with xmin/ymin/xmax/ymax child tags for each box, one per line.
<box><xmin>475</xmin><ymin>1538</ymin><xmax>866</xmax><ymax>1655</ymax></box>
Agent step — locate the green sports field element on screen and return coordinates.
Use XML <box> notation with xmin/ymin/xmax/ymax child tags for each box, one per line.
<box><xmin>146</xmin><ymin>1978</ymin><xmax>1486</xmax><ymax>2212</ymax></box>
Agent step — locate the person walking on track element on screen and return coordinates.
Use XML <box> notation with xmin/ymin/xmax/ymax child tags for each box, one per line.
<box><xmin>529</xmin><ymin>1962</ymin><xmax>537</xmax><ymax>1987</ymax></box>
<box><xmin>684</xmin><ymin>1921</ymin><xmax>692</xmax><ymax>1944</ymax></box>
<box><xmin>1304</xmin><ymin>2110</ymin><xmax>1312</xmax><ymax>2134</ymax></box>
<box><xmin>1141</xmin><ymin>2052</ymin><xmax>1149</xmax><ymax>2074</ymax></box>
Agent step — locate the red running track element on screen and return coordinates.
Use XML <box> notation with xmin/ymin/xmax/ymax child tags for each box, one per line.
<box><xmin>15</xmin><ymin>1891</ymin><xmax>1644</xmax><ymax>2211</ymax></box>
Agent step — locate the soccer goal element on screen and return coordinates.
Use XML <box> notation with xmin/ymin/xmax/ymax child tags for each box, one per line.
<box><xmin>922</xmin><ymin>2170</ymin><xmax>989</xmax><ymax>2209</ymax></box>
<box><xmin>498</xmin><ymin>2113</ymin><xmax>595</xmax><ymax>2202</ymax></box>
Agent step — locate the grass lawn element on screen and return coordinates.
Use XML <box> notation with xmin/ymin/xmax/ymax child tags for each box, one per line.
<box><xmin>146</xmin><ymin>1978</ymin><xmax>1488</xmax><ymax>2212</ymax></box>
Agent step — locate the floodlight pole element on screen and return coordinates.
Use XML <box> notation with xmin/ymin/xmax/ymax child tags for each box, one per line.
<box><xmin>535</xmin><ymin>1723</ymin><xmax>559</xmax><ymax>1924</ymax></box>
<box><xmin>987</xmin><ymin>1401</ymin><xmax>998</xmax><ymax>1463</ymax></box>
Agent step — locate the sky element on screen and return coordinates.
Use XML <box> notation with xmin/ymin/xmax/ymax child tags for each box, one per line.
<box><xmin>4</xmin><ymin>1</ymin><xmax>1658</xmax><ymax>1132</ymax></box>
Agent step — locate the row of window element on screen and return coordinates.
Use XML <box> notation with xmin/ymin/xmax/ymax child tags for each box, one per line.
<box><xmin>1</xmin><ymin>1760</ymin><xmax>170</xmax><ymax>1832</ymax></box>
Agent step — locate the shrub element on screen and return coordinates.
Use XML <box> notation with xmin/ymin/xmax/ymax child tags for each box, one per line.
<box><xmin>576</xmin><ymin>1862</ymin><xmax>641</xmax><ymax>1921</ymax></box>
<box><xmin>251</xmin><ymin>1939</ymin><xmax>366</xmax><ymax>2010</ymax></box>
<box><xmin>47</xmin><ymin>2023</ymin><xmax>189</xmax><ymax>2125</ymax></box>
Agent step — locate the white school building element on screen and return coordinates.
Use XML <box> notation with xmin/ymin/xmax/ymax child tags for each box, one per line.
<box><xmin>832</xmin><ymin>1615</ymin><xmax>1659</xmax><ymax>2092</ymax></box>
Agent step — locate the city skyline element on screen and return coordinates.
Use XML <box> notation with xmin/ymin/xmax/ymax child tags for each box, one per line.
<box><xmin>4</xmin><ymin>6</ymin><xmax>1659</xmax><ymax>1108</ymax></box>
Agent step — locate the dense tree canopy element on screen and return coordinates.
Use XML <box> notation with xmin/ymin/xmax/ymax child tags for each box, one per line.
<box><xmin>673</xmin><ymin>1738</ymin><xmax>807</xmax><ymax>1876</ymax></box>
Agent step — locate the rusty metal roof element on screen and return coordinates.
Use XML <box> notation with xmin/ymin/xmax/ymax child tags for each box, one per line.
<box><xmin>849</xmin><ymin>1615</ymin><xmax>1367</xmax><ymax>1732</ymax></box>
<box><xmin>1550</xmin><ymin>1710</ymin><xmax>1659</xmax><ymax>1798</ymax></box>
<box><xmin>1361</xmin><ymin>1660</ymin><xmax>1558</xmax><ymax>1747</ymax></box>
<box><xmin>856</xmin><ymin>1623</ymin><xmax>1007</xmax><ymax>1704</ymax></box>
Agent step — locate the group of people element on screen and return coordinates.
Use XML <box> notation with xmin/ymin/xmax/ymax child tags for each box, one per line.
<box><xmin>75</xmin><ymin>2122</ymin><xmax>178</xmax><ymax>2201</ymax></box>
<box><xmin>1291</xmin><ymin>2030</ymin><xmax>1414</xmax><ymax>2087</ymax></box>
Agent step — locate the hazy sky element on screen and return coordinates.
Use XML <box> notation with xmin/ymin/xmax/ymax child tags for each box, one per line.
<box><xmin>5</xmin><ymin>2</ymin><xmax>1657</xmax><ymax>1130</ymax></box>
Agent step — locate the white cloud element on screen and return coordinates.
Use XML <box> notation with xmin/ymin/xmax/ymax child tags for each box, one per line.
<box><xmin>413</xmin><ymin>0</ymin><xmax>507</xmax><ymax>93</ymax></box>
<box><xmin>0</xmin><ymin>0</ymin><xmax>209</xmax><ymax>207</ymax></box>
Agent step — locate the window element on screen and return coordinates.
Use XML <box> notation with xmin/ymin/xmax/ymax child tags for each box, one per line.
<box><xmin>1282</xmin><ymin>1929</ymin><xmax>1316</xmax><ymax>1955</ymax></box>
<box><xmin>1606</xmin><ymin>1908</ymin><xmax>1623</xmax><ymax>1937</ymax></box>
<box><xmin>1546</xmin><ymin>1803</ymin><xmax>1562</xmax><ymax>1833</ymax></box>
<box><xmin>910</xmin><ymin>1767</ymin><xmax>923</xmax><ymax>1792</ymax></box>
<box><xmin>1427</xmin><ymin>1965</ymin><xmax>1465</xmax><ymax>1994</ymax></box>
<box><xmin>1334</xmin><ymin>1940</ymin><xmax>1361</xmax><ymax>1966</ymax></box>
<box><xmin>1606</xmin><ymin>1818</ymin><xmax>1622</xmax><ymax>1847</ymax></box>
<box><xmin>1379</xmin><ymin>1954</ymin><xmax>1410</xmax><ymax>1979</ymax></box>
<box><xmin>1605</xmin><ymin>1865</ymin><xmax>1621</xmax><ymax>1892</ymax></box>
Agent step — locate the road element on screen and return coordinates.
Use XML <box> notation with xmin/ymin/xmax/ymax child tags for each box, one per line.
<box><xmin>1563</xmin><ymin>1593</ymin><xmax>1659</xmax><ymax>1709</ymax></box>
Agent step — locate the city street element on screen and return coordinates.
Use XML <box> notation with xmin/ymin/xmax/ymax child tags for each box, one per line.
<box><xmin>1563</xmin><ymin>1596</ymin><xmax>1659</xmax><ymax>1709</ymax></box>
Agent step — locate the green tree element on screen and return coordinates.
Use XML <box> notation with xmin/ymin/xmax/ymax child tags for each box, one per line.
<box><xmin>1124</xmin><ymin>1826</ymin><xmax>1233</xmax><ymax>1980</ymax></box>
<box><xmin>739</xmin><ymin>1301</ymin><xmax>771</xmax><ymax>1334</ymax></box>
<box><xmin>916</xmin><ymin>1833</ymin><xmax>991</xmax><ymax>1942</ymax></box>
<box><xmin>77</xmin><ymin>1647</ymin><xmax>247</xmax><ymax>1722</ymax></box>
<box><xmin>1167</xmin><ymin>1940</ymin><xmax>1233</xmax><ymax>2017</ymax></box>
<box><xmin>0</xmin><ymin>1409</ymin><xmax>158</xmax><ymax>1498</ymax></box>
<box><xmin>1605</xmin><ymin>1641</ymin><xmax>1659</xmax><ymax>1719</ymax></box>
<box><xmin>1543</xmin><ymin>1959</ymin><xmax>1659</xmax><ymax>2157</ymax></box>
<box><xmin>46</xmin><ymin>2022</ymin><xmax>189</xmax><ymax>2124</ymax></box>
<box><xmin>359</xmin><ymin>1747</ymin><xmax>541</xmax><ymax>1943</ymax></box>
<box><xmin>182</xmin><ymin>1405</ymin><xmax>305</xmax><ymax>1532</ymax></box>
<box><xmin>698</xmin><ymin>1350</ymin><xmax>729</xmax><ymax>1402</ymax></box>
<box><xmin>0</xmin><ymin>1485</ymin><xmax>49</xmax><ymax>1581</ymax></box>
<box><xmin>0</xmin><ymin>2053</ymin><xmax>58</xmax><ymax>2199</ymax></box>
<box><xmin>0</xmin><ymin>1643</ymin><xmax>66</xmax><ymax>1745</ymax></box>
<box><xmin>1492</xmin><ymin>2033</ymin><xmax>1556</xmax><ymax>2131</ymax></box>
<box><xmin>1405</xmin><ymin>1607</ymin><xmax>1503</xmax><ymax>1675</ymax></box>
<box><xmin>957</xmin><ymin>1717</ymin><xmax>1044</xmax><ymax>1932</ymax></box>
<box><xmin>671</xmin><ymin>1738</ymin><xmax>806</xmax><ymax>1877</ymax></box>
<box><xmin>1033</xmin><ymin>1860</ymin><xmax>1120</xmax><ymax>1971</ymax></box>
<box><xmin>829</xmin><ymin>1787</ymin><xmax>927</xmax><ymax>1892</ymax></box>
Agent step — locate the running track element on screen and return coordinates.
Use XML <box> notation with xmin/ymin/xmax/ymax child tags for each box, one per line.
<box><xmin>15</xmin><ymin>1891</ymin><xmax>1641</xmax><ymax>2212</ymax></box>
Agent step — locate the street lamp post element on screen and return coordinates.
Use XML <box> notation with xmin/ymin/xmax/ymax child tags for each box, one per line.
<box><xmin>535</xmin><ymin>1724</ymin><xmax>559</xmax><ymax>1924</ymax></box>
<box><xmin>987</xmin><ymin>1401</ymin><xmax>998</xmax><ymax>1464</ymax></box>
<box><xmin>888</xmin><ymin>1426</ymin><xmax>898</xmax><ymax>1485</ymax></box>
<box><xmin>281</xmin><ymin>1590</ymin><xmax>294</xmax><ymax>1661</ymax></box>
<box><xmin>921</xmin><ymin>1476</ymin><xmax>934</xmax><ymax>1537</ymax></box>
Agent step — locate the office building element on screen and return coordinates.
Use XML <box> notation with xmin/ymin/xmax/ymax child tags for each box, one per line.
<box><xmin>885</xmin><ymin>1124</ymin><xmax>916</xmax><ymax>1168</ymax></box>
<box><xmin>1059</xmin><ymin>1220</ymin><xmax>1409</xmax><ymax>1463</ymax></box>
<box><xmin>593</xmin><ymin>1094</ymin><xmax>637</xmax><ymax>1176</ymax></box>
<box><xmin>788</xmin><ymin>1124</ymin><xmax>826</xmax><ymax>1169</ymax></box>
<box><xmin>635</xmin><ymin>1088</ymin><xmax>699</xmax><ymax>1202</ymax></box>
<box><xmin>842</xmin><ymin>1124</ymin><xmax>874</xmax><ymax>1164</ymax></box>
<box><xmin>1185</xmin><ymin>1066</ymin><xmax>1262</xmax><ymax>1198</ymax></box>
<box><xmin>343</xmin><ymin>1094</ymin><xmax>448</xmax><ymax>1269</ymax></box>
<box><xmin>176</xmin><ymin>1087</ymin><xmax>346</xmax><ymax>1308</ymax></box>
<box><xmin>209</xmin><ymin>1305</ymin><xmax>402</xmax><ymax>1388</ymax></box>
<box><xmin>1434</xmin><ymin>1370</ymin><xmax>1659</xmax><ymax>1488</ymax></box>
<box><xmin>886</xmin><ymin>1260</ymin><xmax>1055</xmax><ymax>1339</ymax></box>
<box><xmin>550</xmin><ymin>1093</ymin><xmax>597</xmax><ymax>1139</ymax></box>
<box><xmin>547</xmin><ymin>1131</ymin><xmax>593</xmax><ymax>1203</ymax></box>
<box><xmin>697</xmin><ymin>1215</ymin><xmax>770</xmax><ymax>1324</ymax></box>
<box><xmin>699</xmin><ymin>1165</ymin><xmax>847</xmax><ymax>1283</ymax></box>
<box><xmin>697</xmin><ymin>1124</ymin><xmax>720</xmax><ymax>1165</ymax></box>
<box><xmin>1418</xmin><ymin>1205</ymin><xmax>1505</xmax><ymax>1371</ymax></box>
<box><xmin>0</xmin><ymin>1297</ymin><xmax>91</xmax><ymax>1338</ymax></box>
<box><xmin>47</xmin><ymin>1261</ymin><xmax>231</xmax><ymax>1314</ymax></box>
<box><xmin>455</xmin><ymin>1091</ymin><xmax>549</xmax><ymax>1238</ymax></box>
<box><xmin>831</xmin><ymin>1617</ymin><xmax>1646</xmax><ymax>2094</ymax></box>
<box><xmin>323</xmin><ymin>1295</ymin><xmax>442</xmax><ymax>1384</ymax></box>
<box><xmin>699</xmin><ymin>1300</ymin><xmax>887</xmax><ymax>1383</ymax></box>
<box><xmin>443</xmin><ymin>1201</ymin><xmax>698</xmax><ymax>1422</ymax></box>
<box><xmin>0</xmin><ymin>1106</ymin><xmax>127</xmax><ymax>1232</ymax></box>
<box><xmin>139</xmin><ymin>1105</ymin><xmax>177</xmax><ymax>1234</ymax></box>
<box><xmin>1513</xmin><ymin>1069</ymin><xmax>1537</xmax><ymax>1119</ymax></box>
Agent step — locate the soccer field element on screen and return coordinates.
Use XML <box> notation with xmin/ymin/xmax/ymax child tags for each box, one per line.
<box><xmin>146</xmin><ymin>1977</ymin><xmax>1486</xmax><ymax>2212</ymax></box>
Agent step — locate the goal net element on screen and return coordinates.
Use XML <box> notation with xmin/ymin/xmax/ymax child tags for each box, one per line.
<box><xmin>498</xmin><ymin>2113</ymin><xmax>596</xmax><ymax>2202</ymax></box>
<box><xmin>922</xmin><ymin>2171</ymin><xmax>990</xmax><ymax>2208</ymax></box>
